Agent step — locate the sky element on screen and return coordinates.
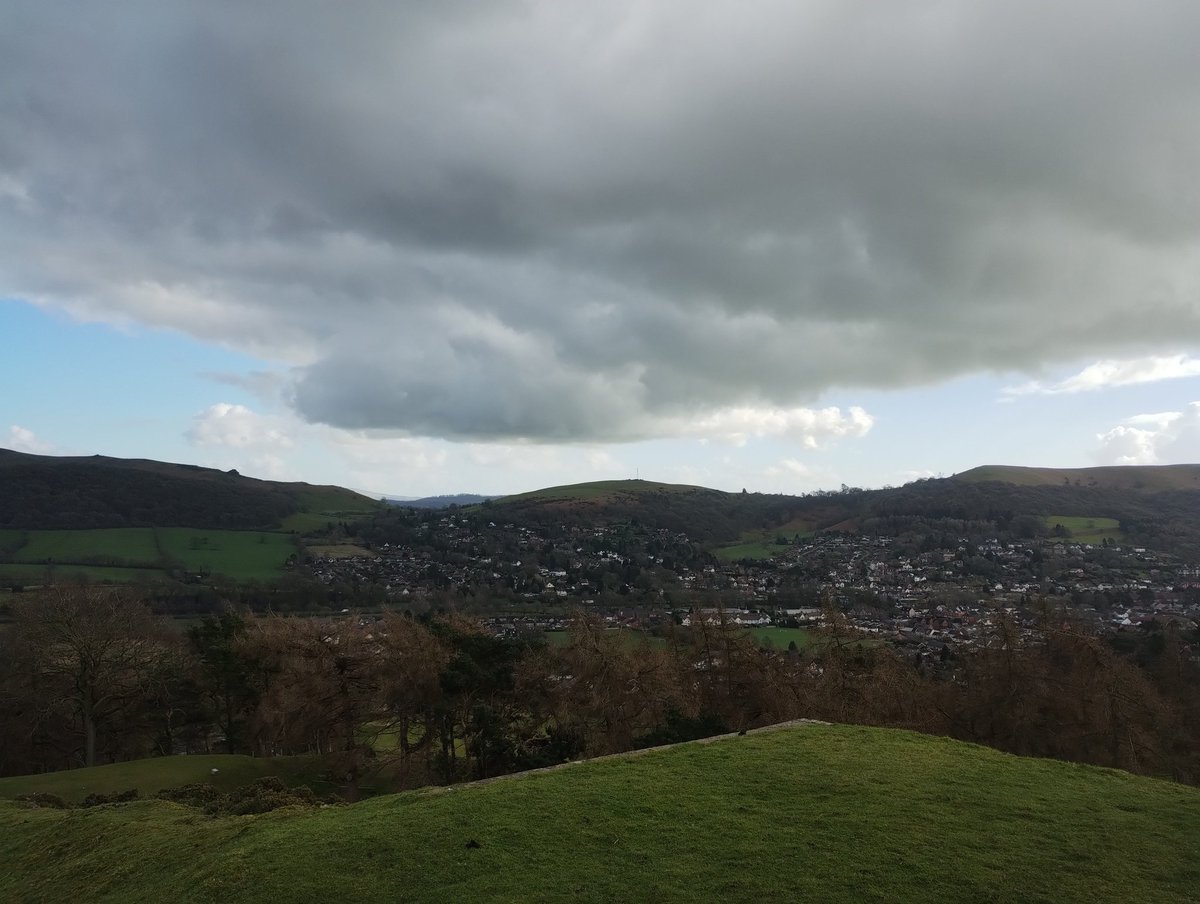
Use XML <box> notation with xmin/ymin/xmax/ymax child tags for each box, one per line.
<box><xmin>2</xmin><ymin>1</ymin><xmax>1200</xmax><ymax>498</ymax></box>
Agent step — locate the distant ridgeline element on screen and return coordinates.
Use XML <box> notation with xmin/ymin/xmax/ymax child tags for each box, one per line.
<box><xmin>2</xmin><ymin>448</ymin><xmax>1199</xmax><ymax>555</ymax></box>
<box><xmin>0</xmin><ymin>449</ymin><xmax>375</xmax><ymax>530</ymax></box>
<box><xmin>472</xmin><ymin>467</ymin><xmax>1200</xmax><ymax>556</ymax></box>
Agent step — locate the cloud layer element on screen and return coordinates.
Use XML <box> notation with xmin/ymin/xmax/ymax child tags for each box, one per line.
<box><xmin>4</xmin><ymin>2</ymin><xmax>1200</xmax><ymax>441</ymax></box>
<box><xmin>1096</xmin><ymin>402</ymin><xmax>1200</xmax><ymax>465</ymax></box>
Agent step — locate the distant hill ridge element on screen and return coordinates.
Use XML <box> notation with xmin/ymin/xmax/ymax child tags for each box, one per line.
<box><xmin>956</xmin><ymin>463</ymin><xmax>1200</xmax><ymax>491</ymax></box>
<box><xmin>4</xmin><ymin>449</ymin><xmax>1199</xmax><ymax>553</ymax></box>
<box><xmin>0</xmin><ymin>448</ymin><xmax>379</xmax><ymax>530</ymax></box>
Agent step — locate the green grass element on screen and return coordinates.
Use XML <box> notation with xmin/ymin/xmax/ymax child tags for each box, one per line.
<box><xmin>1</xmin><ymin>724</ymin><xmax>1197</xmax><ymax>902</ymax></box>
<box><xmin>713</xmin><ymin>539</ymin><xmax>779</xmax><ymax>562</ymax></box>
<box><xmin>154</xmin><ymin>528</ymin><xmax>296</xmax><ymax>580</ymax></box>
<box><xmin>713</xmin><ymin>524</ymin><xmax>812</xmax><ymax>562</ymax></box>
<box><xmin>0</xmin><ymin>754</ymin><xmax>326</xmax><ymax>804</ymax></box>
<box><xmin>0</xmin><ymin>563</ymin><xmax>169</xmax><ymax>583</ymax></box>
<box><xmin>507</xmin><ymin>479</ymin><xmax>707</xmax><ymax>502</ymax></box>
<box><xmin>958</xmin><ymin>463</ymin><xmax>1200</xmax><ymax>491</ymax></box>
<box><xmin>9</xmin><ymin>528</ymin><xmax>163</xmax><ymax>564</ymax></box>
<box><xmin>1044</xmin><ymin>515</ymin><xmax>1124</xmax><ymax>545</ymax></box>
<box><xmin>0</xmin><ymin>527</ymin><xmax>297</xmax><ymax>582</ymax></box>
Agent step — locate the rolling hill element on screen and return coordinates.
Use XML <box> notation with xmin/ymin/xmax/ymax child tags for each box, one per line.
<box><xmin>0</xmin><ymin>449</ymin><xmax>383</xmax><ymax>583</ymax></box>
<box><xmin>1</xmin><ymin>723</ymin><xmax>1196</xmax><ymax>903</ymax></box>
<box><xmin>484</xmin><ymin>467</ymin><xmax>1200</xmax><ymax>557</ymax></box>
<box><xmin>956</xmin><ymin>463</ymin><xmax>1200</xmax><ymax>491</ymax></box>
<box><xmin>0</xmin><ymin>448</ymin><xmax>380</xmax><ymax>531</ymax></box>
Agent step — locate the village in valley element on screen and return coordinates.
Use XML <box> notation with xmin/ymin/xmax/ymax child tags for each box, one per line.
<box><xmin>304</xmin><ymin>510</ymin><xmax>1200</xmax><ymax>656</ymax></box>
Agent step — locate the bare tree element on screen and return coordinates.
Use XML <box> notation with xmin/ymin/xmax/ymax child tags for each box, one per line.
<box><xmin>12</xmin><ymin>586</ymin><xmax>169</xmax><ymax>767</ymax></box>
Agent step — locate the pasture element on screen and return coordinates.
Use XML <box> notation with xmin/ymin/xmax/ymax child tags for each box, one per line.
<box><xmin>1044</xmin><ymin>515</ymin><xmax>1124</xmax><ymax>544</ymax></box>
<box><xmin>2</xmin><ymin>724</ymin><xmax>1197</xmax><ymax>903</ymax></box>
<box><xmin>155</xmin><ymin>528</ymin><xmax>296</xmax><ymax>580</ymax></box>
<box><xmin>0</xmin><ymin>527</ymin><xmax>297</xmax><ymax>582</ymax></box>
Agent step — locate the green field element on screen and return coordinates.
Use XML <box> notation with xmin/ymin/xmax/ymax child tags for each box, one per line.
<box><xmin>0</xmin><ymin>562</ymin><xmax>168</xmax><ymax>584</ymax></box>
<box><xmin>0</xmin><ymin>754</ymin><xmax>325</xmax><ymax>804</ymax></box>
<box><xmin>1044</xmin><ymin>515</ymin><xmax>1124</xmax><ymax>544</ymax></box>
<box><xmin>2</xmin><ymin>724</ymin><xmax>1197</xmax><ymax>903</ymax></box>
<box><xmin>12</xmin><ymin>527</ymin><xmax>163</xmax><ymax>565</ymax></box>
<box><xmin>155</xmin><ymin>528</ymin><xmax>296</xmax><ymax>580</ymax></box>
<box><xmin>0</xmin><ymin>527</ymin><xmax>297</xmax><ymax>582</ymax></box>
<box><xmin>714</xmin><ymin>524</ymin><xmax>812</xmax><ymax>562</ymax></box>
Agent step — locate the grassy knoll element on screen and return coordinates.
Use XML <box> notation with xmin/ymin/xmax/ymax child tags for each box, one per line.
<box><xmin>1044</xmin><ymin>515</ymin><xmax>1124</xmax><ymax>544</ymax></box>
<box><xmin>2</xmin><ymin>724</ymin><xmax>1197</xmax><ymax>903</ymax></box>
<box><xmin>0</xmin><ymin>754</ymin><xmax>326</xmax><ymax>804</ymax></box>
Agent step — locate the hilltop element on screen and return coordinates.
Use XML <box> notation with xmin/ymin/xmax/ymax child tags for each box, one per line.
<box><xmin>481</xmin><ymin>467</ymin><xmax>1200</xmax><ymax>557</ymax></box>
<box><xmin>956</xmin><ymin>464</ymin><xmax>1200</xmax><ymax>492</ymax></box>
<box><xmin>0</xmin><ymin>449</ymin><xmax>382</xmax><ymax>584</ymax></box>
<box><xmin>0</xmin><ymin>448</ymin><xmax>379</xmax><ymax>531</ymax></box>
<box><xmin>2</xmin><ymin>723</ymin><xmax>1197</xmax><ymax>903</ymax></box>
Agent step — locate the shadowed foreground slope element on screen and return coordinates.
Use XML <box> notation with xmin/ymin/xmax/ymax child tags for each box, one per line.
<box><xmin>2</xmin><ymin>724</ymin><xmax>1198</xmax><ymax>904</ymax></box>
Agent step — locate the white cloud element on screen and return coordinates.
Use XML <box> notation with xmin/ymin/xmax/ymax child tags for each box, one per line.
<box><xmin>1004</xmin><ymin>355</ymin><xmax>1200</xmax><ymax>397</ymax></box>
<box><xmin>674</xmin><ymin>406</ymin><xmax>874</xmax><ymax>447</ymax></box>
<box><xmin>1095</xmin><ymin>402</ymin><xmax>1200</xmax><ymax>465</ymax></box>
<box><xmin>6</xmin><ymin>425</ymin><xmax>55</xmax><ymax>454</ymax></box>
<box><xmin>765</xmin><ymin>459</ymin><xmax>813</xmax><ymax>477</ymax></box>
<box><xmin>6</xmin><ymin>3</ymin><xmax>1200</xmax><ymax>442</ymax></box>
<box><xmin>186</xmin><ymin>403</ymin><xmax>293</xmax><ymax>450</ymax></box>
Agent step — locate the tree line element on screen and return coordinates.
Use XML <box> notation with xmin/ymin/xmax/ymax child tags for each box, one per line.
<box><xmin>1</xmin><ymin>587</ymin><xmax>1197</xmax><ymax>796</ymax></box>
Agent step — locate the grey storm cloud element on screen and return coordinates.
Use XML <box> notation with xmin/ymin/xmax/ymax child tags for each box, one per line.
<box><xmin>3</xmin><ymin>0</ymin><xmax>1200</xmax><ymax>440</ymax></box>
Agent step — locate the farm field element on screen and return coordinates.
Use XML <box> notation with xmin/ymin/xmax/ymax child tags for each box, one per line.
<box><xmin>1044</xmin><ymin>515</ymin><xmax>1124</xmax><ymax>544</ymax></box>
<box><xmin>0</xmin><ymin>527</ymin><xmax>297</xmax><ymax>581</ymax></box>
<box><xmin>1</xmin><ymin>724</ymin><xmax>1197</xmax><ymax>903</ymax></box>
<box><xmin>155</xmin><ymin>528</ymin><xmax>296</xmax><ymax>580</ymax></box>
<box><xmin>713</xmin><ymin>524</ymin><xmax>813</xmax><ymax>562</ymax></box>
<box><xmin>12</xmin><ymin>527</ymin><xmax>163</xmax><ymax>565</ymax></box>
<box><xmin>0</xmin><ymin>562</ymin><xmax>168</xmax><ymax>584</ymax></box>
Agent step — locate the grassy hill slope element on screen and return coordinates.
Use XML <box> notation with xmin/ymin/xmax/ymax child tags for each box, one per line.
<box><xmin>956</xmin><ymin>463</ymin><xmax>1200</xmax><ymax>491</ymax></box>
<box><xmin>491</xmin><ymin>479</ymin><xmax>801</xmax><ymax>545</ymax></box>
<box><xmin>0</xmin><ymin>448</ymin><xmax>380</xmax><ymax>531</ymax></box>
<box><xmin>2</xmin><ymin>724</ymin><xmax>1197</xmax><ymax>903</ymax></box>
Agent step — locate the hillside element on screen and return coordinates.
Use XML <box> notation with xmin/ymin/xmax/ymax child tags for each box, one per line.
<box><xmin>2</xmin><ymin>724</ymin><xmax>1196</xmax><ymax>903</ymax></box>
<box><xmin>0</xmin><ymin>448</ymin><xmax>380</xmax><ymax>531</ymax></box>
<box><xmin>482</xmin><ymin>468</ymin><xmax>1200</xmax><ymax>558</ymax></box>
<box><xmin>0</xmin><ymin>449</ymin><xmax>383</xmax><ymax>584</ymax></box>
<box><xmin>956</xmin><ymin>464</ymin><xmax>1200</xmax><ymax>491</ymax></box>
<box><xmin>490</xmin><ymin>479</ymin><xmax>801</xmax><ymax>544</ymax></box>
